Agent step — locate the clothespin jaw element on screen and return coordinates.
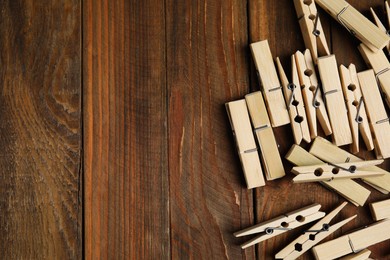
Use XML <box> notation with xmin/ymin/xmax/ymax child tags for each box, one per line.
<box><xmin>357</xmin><ymin>70</ymin><xmax>390</xmax><ymax>159</ymax></box>
<box><xmin>276</xmin><ymin>57</ymin><xmax>311</xmax><ymax>144</ymax></box>
<box><xmin>250</xmin><ymin>40</ymin><xmax>290</xmax><ymax>127</ymax></box>
<box><xmin>293</xmin><ymin>0</ymin><xmax>330</xmax><ymax>61</ymax></box>
<box><xmin>339</xmin><ymin>64</ymin><xmax>374</xmax><ymax>153</ymax></box>
<box><xmin>234</xmin><ymin>204</ymin><xmax>325</xmax><ymax>249</ymax></box>
<box><xmin>276</xmin><ymin>202</ymin><xmax>356</xmax><ymax>260</ymax></box>
<box><xmin>294</xmin><ymin>50</ymin><xmax>332</xmax><ymax>138</ymax></box>
<box><xmin>370</xmin><ymin>3</ymin><xmax>390</xmax><ymax>53</ymax></box>
<box><xmin>315</xmin><ymin>0</ymin><xmax>390</xmax><ymax>52</ymax></box>
<box><xmin>317</xmin><ymin>55</ymin><xmax>352</xmax><ymax>146</ymax></box>
<box><xmin>312</xmin><ymin>219</ymin><xmax>390</xmax><ymax>259</ymax></box>
<box><xmin>292</xmin><ymin>159</ymin><xmax>385</xmax><ymax>183</ymax></box>
<box><xmin>245</xmin><ymin>92</ymin><xmax>285</xmax><ymax>180</ymax></box>
<box><xmin>225</xmin><ymin>100</ymin><xmax>266</xmax><ymax>188</ymax></box>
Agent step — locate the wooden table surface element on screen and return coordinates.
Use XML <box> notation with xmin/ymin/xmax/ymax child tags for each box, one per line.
<box><xmin>1</xmin><ymin>0</ymin><xmax>389</xmax><ymax>259</ymax></box>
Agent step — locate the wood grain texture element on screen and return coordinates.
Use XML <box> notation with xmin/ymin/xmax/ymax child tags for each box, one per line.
<box><xmin>83</xmin><ymin>0</ymin><xmax>169</xmax><ymax>259</ymax></box>
<box><xmin>166</xmin><ymin>0</ymin><xmax>255</xmax><ymax>258</ymax></box>
<box><xmin>0</xmin><ymin>0</ymin><xmax>81</xmax><ymax>259</ymax></box>
<box><xmin>80</xmin><ymin>0</ymin><xmax>390</xmax><ymax>259</ymax></box>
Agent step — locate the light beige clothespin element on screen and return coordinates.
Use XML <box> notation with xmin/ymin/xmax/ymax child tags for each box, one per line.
<box><xmin>312</xmin><ymin>219</ymin><xmax>390</xmax><ymax>259</ymax></box>
<box><xmin>225</xmin><ymin>100</ymin><xmax>265</xmax><ymax>189</ymax></box>
<box><xmin>295</xmin><ymin>50</ymin><xmax>332</xmax><ymax>138</ymax></box>
<box><xmin>370</xmin><ymin>199</ymin><xmax>390</xmax><ymax>221</ymax></box>
<box><xmin>310</xmin><ymin>137</ymin><xmax>390</xmax><ymax>194</ymax></box>
<box><xmin>234</xmin><ymin>204</ymin><xmax>325</xmax><ymax>249</ymax></box>
<box><xmin>245</xmin><ymin>92</ymin><xmax>285</xmax><ymax>180</ymax></box>
<box><xmin>286</xmin><ymin>144</ymin><xmax>370</xmax><ymax>206</ymax></box>
<box><xmin>358</xmin><ymin>43</ymin><xmax>390</xmax><ymax>108</ymax></box>
<box><xmin>357</xmin><ymin>70</ymin><xmax>390</xmax><ymax>159</ymax></box>
<box><xmin>250</xmin><ymin>40</ymin><xmax>290</xmax><ymax>127</ymax></box>
<box><xmin>292</xmin><ymin>159</ymin><xmax>384</xmax><ymax>183</ymax></box>
<box><xmin>276</xmin><ymin>56</ymin><xmax>311</xmax><ymax>144</ymax></box>
<box><xmin>315</xmin><ymin>0</ymin><xmax>390</xmax><ymax>52</ymax></box>
<box><xmin>293</xmin><ymin>0</ymin><xmax>330</xmax><ymax>61</ymax></box>
<box><xmin>339</xmin><ymin>64</ymin><xmax>374</xmax><ymax>153</ymax></box>
<box><xmin>276</xmin><ymin>202</ymin><xmax>356</xmax><ymax>260</ymax></box>
<box><xmin>317</xmin><ymin>55</ymin><xmax>352</xmax><ymax>146</ymax></box>
<box><xmin>370</xmin><ymin>1</ymin><xmax>390</xmax><ymax>52</ymax></box>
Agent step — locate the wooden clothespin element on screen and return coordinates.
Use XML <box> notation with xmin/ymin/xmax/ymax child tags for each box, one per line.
<box><xmin>276</xmin><ymin>202</ymin><xmax>356</xmax><ymax>260</ymax></box>
<box><xmin>295</xmin><ymin>50</ymin><xmax>332</xmax><ymax>138</ymax></box>
<box><xmin>293</xmin><ymin>0</ymin><xmax>330</xmax><ymax>61</ymax></box>
<box><xmin>315</xmin><ymin>0</ymin><xmax>390</xmax><ymax>52</ymax></box>
<box><xmin>370</xmin><ymin>199</ymin><xmax>390</xmax><ymax>221</ymax></box>
<box><xmin>250</xmin><ymin>40</ymin><xmax>290</xmax><ymax>127</ymax></box>
<box><xmin>358</xmin><ymin>43</ymin><xmax>390</xmax><ymax>108</ymax></box>
<box><xmin>357</xmin><ymin>70</ymin><xmax>390</xmax><ymax>159</ymax></box>
<box><xmin>276</xmin><ymin>56</ymin><xmax>311</xmax><ymax>144</ymax></box>
<box><xmin>286</xmin><ymin>145</ymin><xmax>371</xmax><ymax>206</ymax></box>
<box><xmin>245</xmin><ymin>92</ymin><xmax>285</xmax><ymax>180</ymax></box>
<box><xmin>370</xmin><ymin>1</ymin><xmax>390</xmax><ymax>52</ymax></box>
<box><xmin>317</xmin><ymin>55</ymin><xmax>352</xmax><ymax>146</ymax></box>
<box><xmin>339</xmin><ymin>64</ymin><xmax>374</xmax><ymax>153</ymax></box>
<box><xmin>312</xmin><ymin>219</ymin><xmax>390</xmax><ymax>259</ymax></box>
<box><xmin>310</xmin><ymin>137</ymin><xmax>390</xmax><ymax>194</ymax></box>
<box><xmin>225</xmin><ymin>100</ymin><xmax>265</xmax><ymax>188</ymax></box>
<box><xmin>234</xmin><ymin>204</ymin><xmax>325</xmax><ymax>249</ymax></box>
<box><xmin>292</xmin><ymin>159</ymin><xmax>384</xmax><ymax>183</ymax></box>
<box><xmin>339</xmin><ymin>249</ymin><xmax>372</xmax><ymax>260</ymax></box>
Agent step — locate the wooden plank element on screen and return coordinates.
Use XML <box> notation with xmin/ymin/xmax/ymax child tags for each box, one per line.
<box><xmin>166</xmin><ymin>0</ymin><xmax>255</xmax><ymax>259</ymax></box>
<box><xmin>370</xmin><ymin>199</ymin><xmax>390</xmax><ymax>221</ymax></box>
<box><xmin>0</xmin><ymin>0</ymin><xmax>81</xmax><ymax>259</ymax></box>
<box><xmin>84</xmin><ymin>1</ymin><xmax>169</xmax><ymax>259</ymax></box>
<box><xmin>285</xmin><ymin>145</ymin><xmax>371</xmax><ymax>206</ymax></box>
<box><xmin>310</xmin><ymin>137</ymin><xmax>390</xmax><ymax>194</ymax></box>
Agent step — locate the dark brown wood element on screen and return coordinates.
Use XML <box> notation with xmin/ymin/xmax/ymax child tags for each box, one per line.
<box><xmin>166</xmin><ymin>0</ymin><xmax>256</xmax><ymax>259</ymax></box>
<box><xmin>83</xmin><ymin>0</ymin><xmax>169</xmax><ymax>259</ymax></box>
<box><xmin>0</xmin><ymin>0</ymin><xmax>81</xmax><ymax>259</ymax></box>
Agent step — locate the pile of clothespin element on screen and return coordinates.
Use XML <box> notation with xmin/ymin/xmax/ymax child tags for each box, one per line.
<box><xmin>234</xmin><ymin>202</ymin><xmax>390</xmax><ymax>259</ymax></box>
<box><xmin>225</xmin><ymin>0</ymin><xmax>390</xmax><ymax>258</ymax></box>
